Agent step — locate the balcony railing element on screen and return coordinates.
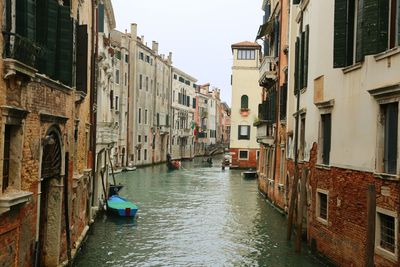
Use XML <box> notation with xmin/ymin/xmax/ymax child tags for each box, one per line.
<box><xmin>259</xmin><ymin>56</ymin><xmax>277</xmax><ymax>87</ymax></box>
<box><xmin>3</xmin><ymin>32</ymin><xmax>42</xmax><ymax>69</ymax></box>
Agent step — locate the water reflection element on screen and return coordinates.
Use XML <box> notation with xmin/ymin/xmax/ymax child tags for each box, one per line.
<box><xmin>74</xmin><ymin>156</ymin><xmax>324</xmax><ymax>266</ymax></box>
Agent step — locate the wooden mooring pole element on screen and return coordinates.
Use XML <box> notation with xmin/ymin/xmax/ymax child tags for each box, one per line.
<box><xmin>365</xmin><ymin>184</ymin><xmax>376</xmax><ymax>267</ymax></box>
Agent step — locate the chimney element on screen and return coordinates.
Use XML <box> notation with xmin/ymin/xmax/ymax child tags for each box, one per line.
<box><xmin>130</xmin><ymin>23</ymin><xmax>137</xmax><ymax>39</ymax></box>
<box><xmin>141</xmin><ymin>35</ymin><xmax>144</xmax><ymax>44</ymax></box>
<box><xmin>152</xmin><ymin>41</ymin><xmax>159</xmax><ymax>54</ymax></box>
<box><xmin>168</xmin><ymin>52</ymin><xmax>173</xmax><ymax>65</ymax></box>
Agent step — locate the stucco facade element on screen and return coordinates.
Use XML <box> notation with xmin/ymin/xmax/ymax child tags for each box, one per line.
<box><xmin>230</xmin><ymin>41</ymin><xmax>262</xmax><ymax>168</ymax></box>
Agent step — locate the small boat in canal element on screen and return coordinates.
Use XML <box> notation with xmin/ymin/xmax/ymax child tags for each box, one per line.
<box><xmin>122</xmin><ymin>162</ymin><xmax>137</xmax><ymax>172</ymax></box>
<box><xmin>107</xmin><ymin>195</ymin><xmax>138</xmax><ymax>217</ymax></box>
<box><xmin>242</xmin><ymin>169</ymin><xmax>258</xmax><ymax>179</ymax></box>
<box><xmin>167</xmin><ymin>153</ymin><xmax>181</xmax><ymax>170</ymax></box>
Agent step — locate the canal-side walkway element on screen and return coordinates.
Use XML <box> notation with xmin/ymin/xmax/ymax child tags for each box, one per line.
<box><xmin>74</xmin><ymin>157</ymin><xmax>325</xmax><ymax>266</ymax></box>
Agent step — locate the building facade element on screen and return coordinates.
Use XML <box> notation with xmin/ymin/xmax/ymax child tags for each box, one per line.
<box><xmin>0</xmin><ymin>0</ymin><xmax>94</xmax><ymax>265</ymax></box>
<box><xmin>171</xmin><ymin>68</ymin><xmax>197</xmax><ymax>160</ymax></box>
<box><xmin>255</xmin><ymin>0</ymin><xmax>290</xmax><ymax>210</ymax></box>
<box><xmin>283</xmin><ymin>0</ymin><xmax>400</xmax><ymax>266</ymax></box>
<box><xmin>230</xmin><ymin>41</ymin><xmax>262</xmax><ymax>168</ymax></box>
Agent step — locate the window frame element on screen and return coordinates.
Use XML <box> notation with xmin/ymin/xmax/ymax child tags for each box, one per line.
<box><xmin>238</xmin><ymin>150</ymin><xmax>249</xmax><ymax>160</ymax></box>
<box><xmin>316</xmin><ymin>188</ymin><xmax>329</xmax><ymax>225</ymax></box>
<box><xmin>238</xmin><ymin>125</ymin><xmax>251</xmax><ymax>140</ymax></box>
<box><xmin>375</xmin><ymin>207</ymin><xmax>398</xmax><ymax>262</ymax></box>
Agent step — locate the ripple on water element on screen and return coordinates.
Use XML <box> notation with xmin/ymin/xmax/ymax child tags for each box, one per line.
<box><xmin>74</xmin><ymin>158</ymin><xmax>324</xmax><ymax>267</ymax></box>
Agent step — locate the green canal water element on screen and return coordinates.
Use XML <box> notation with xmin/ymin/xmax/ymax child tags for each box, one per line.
<box><xmin>74</xmin><ymin>156</ymin><xmax>324</xmax><ymax>267</ymax></box>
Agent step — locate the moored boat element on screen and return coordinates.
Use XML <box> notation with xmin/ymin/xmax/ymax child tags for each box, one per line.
<box><xmin>107</xmin><ymin>195</ymin><xmax>138</xmax><ymax>217</ymax></box>
<box><xmin>242</xmin><ymin>169</ymin><xmax>258</xmax><ymax>179</ymax></box>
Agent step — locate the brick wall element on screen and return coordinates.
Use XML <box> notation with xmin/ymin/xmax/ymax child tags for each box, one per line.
<box><xmin>230</xmin><ymin>147</ymin><xmax>258</xmax><ymax>169</ymax></box>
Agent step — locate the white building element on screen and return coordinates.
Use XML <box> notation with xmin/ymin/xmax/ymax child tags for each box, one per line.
<box><xmin>230</xmin><ymin>41</ymin><xmax>262</xmax><ymax>168</ymax></box>
<box><xmin>171</xmin><ymin>67</ymin><xmax>197</xmax><ymax>160</ymax></box>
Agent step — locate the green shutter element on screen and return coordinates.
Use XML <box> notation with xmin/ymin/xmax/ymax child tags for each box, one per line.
<box><xmin>98</xmin><ymin>4</ymin><xmax>104</xmax><ymax>33</ymax></box>
<box><xmin>56</xmin><ymin>5</ymin><xmax>73</xmax><ymax>86</ymax></box>
<box><xmin>299</xmin><ymin>31</ymin><xmax>305</xmax><ymax>89</ymax></box>
<box><xmin>294</xmin><ymin>37</ymin><xmax>299</xmax><ymax>95</ymax></box>
<box><xmin>398</xmin><ymin>0</ymin><xmax>400</xmax><ymax>46</ymax></box>
<box><xmin>304</xmin><ymin>25</ymin><xmax>309</xmax><ymax>88</ymax></box>
<box><xmin>333</xmin><ymin>0</ymin><xmax>348</xmax><ymax>68</ymax></box>
<box><xmin>362</xmin><ymin>0</ymin><xmax>386</xmax><ymax>56</ymax></box>
<box><xmin>355</xmin><ymin>0</ymin><xmax>364</xmax><ymax>62</ymax></box>
<box><xmin>16</xmin><ymin>0</ymin><xmax>36</xmax><ymax>40</ymax></box>
<box><xmin>377</xmin><ymin>0</ymin><xmax>389</xmax><ymax>52</ymax></box>
<box><xmin>76</xmin><ymin>25</ymin><xmax>88</xmax><ymax>93</ymax></box>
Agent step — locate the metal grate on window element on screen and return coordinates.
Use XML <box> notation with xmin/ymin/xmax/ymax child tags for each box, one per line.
<box><xmin>319</xmin><ymin>192</ymin><xmax>328</xmax><ymax>220</ymax></box>
<box><xmin>380</xmin><ymin>213</ymin><xmax>395</xmax><ymax>253</ymax></box>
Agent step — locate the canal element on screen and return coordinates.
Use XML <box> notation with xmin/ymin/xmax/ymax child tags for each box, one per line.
<box><xmin>74</xmin><ymin>156</ymin><xmax>324</xmax><ymax>266</ymax></box>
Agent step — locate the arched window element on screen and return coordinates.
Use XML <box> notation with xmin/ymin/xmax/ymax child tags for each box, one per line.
<box><xmin>241</xmin><ymin>95</ymin><xmax>249</xmax><ymax>109</ymax></box>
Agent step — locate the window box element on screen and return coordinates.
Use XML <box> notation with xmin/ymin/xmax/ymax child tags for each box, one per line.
<box><xmin>240</xmin><ymin>108</ymin><xmax>249</xmax><ymax>117</ymax></box>
<box><xmin>0</xmin><ymin>190</ymin><xmax>33</xmax><ymax>214</ymax></box>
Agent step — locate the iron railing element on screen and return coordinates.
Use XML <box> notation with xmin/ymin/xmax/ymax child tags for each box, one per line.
<box><xmin>3</xmin><ymin>31</ymin><xmax>42</xmax><ymax>68</ymax></box>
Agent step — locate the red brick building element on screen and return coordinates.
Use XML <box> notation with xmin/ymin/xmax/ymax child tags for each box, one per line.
<box><xmin>0</xmin><ymin>1</ymin><xmax>95</xmax><ymax>266</ymax></box>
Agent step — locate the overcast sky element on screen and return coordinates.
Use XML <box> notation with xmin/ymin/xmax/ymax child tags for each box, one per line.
<box><xmin>111</xmin><ymin>0</ymin><xmax>263</xmax><ymax>106</ymax></box>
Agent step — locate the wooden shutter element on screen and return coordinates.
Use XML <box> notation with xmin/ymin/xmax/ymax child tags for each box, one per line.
<box><xmin>280</xmin><ymin>84</ymin><xmax>287</xmax><ymax>120</ymax></box>
<box><xmin>299</xmin><ymin>31</ymin><xmax>305</xmax><ymax>89</ymax></box>
<box><xmin>385</xmin><ymin>103</ymin><xmax>398</xmax><ymax>174</ymax></box>
<box><xmin>76</xmin><ymin>25</ymin><xmax>88</xmax><ymax>93</ymax></box>
<box><xmin>57</xmin><ymin>5</ymin><xmax>73</xmax><ymax>86</ymax></box>
<box><xmin>362</xmin><ymin>0</ymin><xmax>387</xmax><ymax>56</ymax></box>
<box><xmin>398</xmin><ymin>1</ymin><xmax>400</xmax><ymax>46</ymax></box>
<box><xmin>304</xmin><ymin>25</ymin><xmax>309</xmax><ymax>88</ymax></box>
<box><xmin>322</xmin><ymin>114</ymin><xmax>331</xmax><ymax>165</ymax></box>
<box><xmin>333</xmin><ymin>0</ymin><xmax>348</xmax><ymax>68</ymax></box>
<box><xmin>294</xmin><ymin>37</ymin><xmax>299</xmax><ymax>94</ymax></box>
<box><xmin>98</xmin><ymin>4</ymin><xmax>104</xmax><ymax>33</ymax></box>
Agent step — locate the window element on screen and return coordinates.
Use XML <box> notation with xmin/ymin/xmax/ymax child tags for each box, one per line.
<box><xmin>321</xmin><ymin>114</ymin><xmax>332</xmax><ymax>165</ymax></box>
<box><xmin>382</xmin><ymin>103</ymin><xmax>398</xmax><ymax>174</ymax></box>
<box><xmin>110</xmin><ymin>90</ymin><xmax>114</xmax><ymax>109</ymax></box>
<box><xmin>238</xmin><ymin>125</ymin><xmax>250</xmax><ymax>140</ymax></box>
<box><xmin>125</xmin><ymin>53</ymin><xmax>129</xmax><ymax>63</ymax></box>
<box><xmin>138</xmin><ymin>108</ymin><xmax>142</xmax><ymax>124</ymax></box>
<box><xmin>124</xmin><ymin>73</ymin><xmax>127</xmax><ymax>86</ymax></box>
<box><xmin>139</xmin><ymin>74</ymin><xmax>142</xmax><ymax>89</ymax></box>
<box><xmin>145</xmin><ymin>109</ymin><xmax>148</xmax><ymax>124</ymax></box>
<box><xmin>239</xmin><ymin>150</ymin><xmax>249</xmax><ymax>160</ymax></box>
<box><xmin>144</xmin><ymin>135</ymin><xmax>148</xmax><ymax>143</ymax></box>
<box><xmin>317</xmin><ymin>189</ymin><xmax>328</xmax><ymax>223</ymax></box>
<box><xmin>144</xmin><ymin>149</ymin><xmax>147</xmax><ymax>160</ymax></box>
<box><xmin>376</xmin><ymin>208</ymin><xmax>398</xmax><ymax>260</ymax></box>
<box><xmin>2</xmin><ymin>126</ymin><xmax>11</xmax><ymax>192</ymax></box>
<box><xmin>139</xmin><ymin>52</ymin><xmax>144</xmax><ymax>60</ymax></box>
<box><xmin>137</xmin><ymin>149</ymin><xmax>141</xmax><ymax>161</ymax></box>
<box><xmin>237</xmin><ymin>49</ymin><xmax>255</xmax><ymax>60</ymax></box>
<box><xmin>146</xmin><ymin>77</ymin><xmax>149</xmax><ymax>91</ymax></box>
<box><xmin>294</xmin><ymin>25</ymin><xmax>309</xmax><ymax>93</ymax></box>
<box><xmin>299</xmin><ymin>115</ymin><xmax>306</xmax><ymax>160</ymax></box>
<box><xmin>115</xmin><ymin>50</ymin><xmax>121</xmax><ymax>60</ymax></box>
<box><xmin>174</xmin><ymin>74</ymin><xmax>177</xmax><ymax>79</ymax></box>
<box><xmin>256</xmin><ymin>150</ymin><xmax>260</xmax><ymax>160</ymax></box>
<box><xmin>193</xmin><ymin>98</ymin><xmax>196</xmax><ymax>108</ymax></box>
<box><xmin>145</xmin><ymin>55</ymin><xmax>150</xmax><ymax>63</ymax></box>
<box><xmin>115</xmin><ymin>96</ymin><xmax>119</xmax><ymax>111</ymax></box>
<box><xmin>115</xmin><ymin>69</ymin><xmax>120</xmax><ymax>84</ymax></box>
<box><xmin>138</xmin><ymin>135</ymin><xmax>141</xmax><ymax>143</ymax></box>
<box><xmin>333</xmin><ymin>0</ymin><xmax>400</xmax><ymax>68</ymax></box>
<box><xmin>241</xmin><ymin>95</ymin><xmax>249</xmax><ymax>109</ymax></box>
<box><xmin>157</xmin><ymin>113</ymin><xmax>160</xmax><ymax>127</ymax></box>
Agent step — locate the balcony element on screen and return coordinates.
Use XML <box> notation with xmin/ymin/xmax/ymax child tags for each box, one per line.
<box><xmin>3</xmin><ymin>32</ymin><xmax>42</xmax><ymax>78</ymax></box>
<box><xmin>159</xmin><ymin>125</ymin><xmax>169</xmax><ymax>135</ymax></box>
<box><xmin>259</xmin><ymin>56</ymin><xmax>277</xmax><ymax>87</ymax></box>
<box><xmin>256</xmin><ymin>124</ymin><xmax>274</xmax><ymax>145</ymax></box>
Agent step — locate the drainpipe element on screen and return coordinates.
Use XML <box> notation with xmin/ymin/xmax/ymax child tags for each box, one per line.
<box><xmin>90</xmin><ymin>0</ymin><xmax>98</xmax><ymax>211</ymax></box>
<box><xmin>64</xmin><ymin>152</ymin><xmax>72</xmax><ymax>265</ymax></box>
<box><xmin>287</xmin><ymin>10</ymin><xmax>303</xmax><ymax>242</ymax></box>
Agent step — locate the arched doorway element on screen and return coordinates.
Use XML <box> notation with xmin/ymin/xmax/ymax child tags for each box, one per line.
<box><xmin>37</xmin><ymin>129</ymin><xmax>63</xmax><ymax>266</ymax></box>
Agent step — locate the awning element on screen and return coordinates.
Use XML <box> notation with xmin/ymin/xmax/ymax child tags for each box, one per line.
<box><xmin>256</xmin><ymin>20</ymin><xmax>274</xmax><ymax>39</ymax></box>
